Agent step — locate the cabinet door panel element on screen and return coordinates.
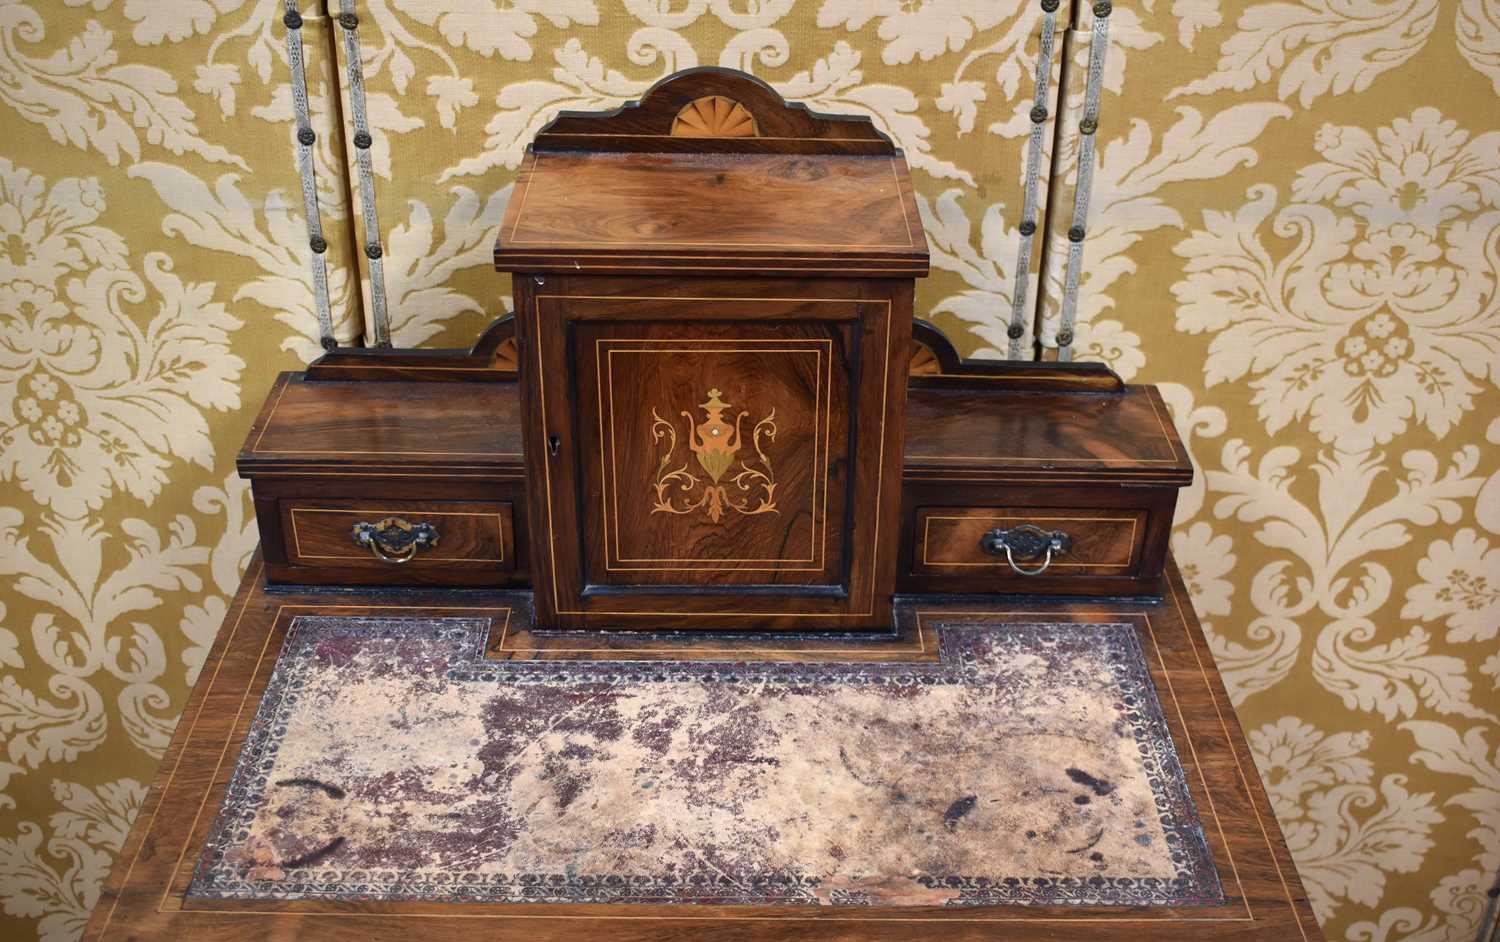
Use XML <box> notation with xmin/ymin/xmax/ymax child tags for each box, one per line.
<box><xmin>578</xmin><ymin>321</ymin><xmax>850</xmax><ymax>587</ymax></box>
<box><xmin>519</xmin><ymin>278</ymin><xmax>907</xmax><ymax>630</ymax></box>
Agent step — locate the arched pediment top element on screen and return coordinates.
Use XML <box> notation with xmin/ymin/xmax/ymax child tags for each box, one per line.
<box><xmin>533</xmin><ymin>67</ymin><xmax>898</xmax><ymax>156</ymax></box>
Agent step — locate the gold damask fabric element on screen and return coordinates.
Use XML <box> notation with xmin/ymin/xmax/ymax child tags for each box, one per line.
<box><xmin>0</xmin><ymin>2</ymin><xmax>1496</xmax><ymax>940</ymax></box>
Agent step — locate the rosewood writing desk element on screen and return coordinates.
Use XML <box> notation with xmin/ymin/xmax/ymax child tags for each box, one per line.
<box><xmin>85</xmin><ymin>69</ymin><xmax>1315</xmax><ymax>940</ymax></box>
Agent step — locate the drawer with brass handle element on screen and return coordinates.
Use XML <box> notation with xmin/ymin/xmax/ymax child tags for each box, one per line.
<box><xmin>978</xmin><ymin>523</ymin><xmax>1076</xmax><ymax>576</ymax></box>
<box><xmin>898</xmin><ymin>486</ymin><xmax>1178</xmax><ymax>597</ymax></box>
<box><xmin>267</xmin><ymin>497</ymin><xmax>516</xmax><ymax>587</ymax></box>
<box><xmin>350</xmin><ymin>516</ymin><xmax>443</xmax><ymax>564</ymax></box>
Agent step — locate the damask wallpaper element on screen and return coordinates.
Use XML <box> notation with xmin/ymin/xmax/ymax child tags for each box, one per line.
<box><xmin>0</xmin><ymin>2</ymin><xmax>1496</xmax><ymax>940</ymax></box>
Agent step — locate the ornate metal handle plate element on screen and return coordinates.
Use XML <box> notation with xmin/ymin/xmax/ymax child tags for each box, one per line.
<box><xmin>351</xmin><ymin>517</ymin><xmax>440</xmax><ymax>564</ymax></box>
<box><xmin>978</xmin><ymin>524</ymin><xmax>1072</xmax><ymax>576</ymax></box>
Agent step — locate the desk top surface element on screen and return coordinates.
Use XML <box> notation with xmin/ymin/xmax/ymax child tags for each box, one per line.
<box><xmin>84</xmin><ymin>556</ymin><xmax>1314</xmax><ymax>942</ymax></box>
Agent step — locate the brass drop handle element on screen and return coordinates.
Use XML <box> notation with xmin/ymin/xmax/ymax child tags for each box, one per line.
<box><xmin>979</xmin><ymin>524</ymin><xmax>1072</xmax><ymax>576</ymax></box>
<box><xmin>351</xmin><ymin>517</ymin><xmax>440</xmax><ymax>564</ymax></box>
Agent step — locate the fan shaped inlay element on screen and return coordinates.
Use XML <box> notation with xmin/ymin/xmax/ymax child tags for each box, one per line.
<box><xmin>671</xmin><ymin>96</ymin><xmax>759</xmax><ymax>138</ymax></box>
<box><xmin>909</xmin><ymin>346</ymin><xmax>942</xmax><ymax>376</ymax></box>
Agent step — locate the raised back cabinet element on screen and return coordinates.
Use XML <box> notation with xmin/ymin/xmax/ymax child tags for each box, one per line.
<box><xmin>495</xmin><ymin>69</ymin><xmax>928</xmax><ymax>631</ymax></box>
<box><xmin>235</xmin><ymin>67</ymin><xmax>1196</xmax><ymax>628</ymax></box>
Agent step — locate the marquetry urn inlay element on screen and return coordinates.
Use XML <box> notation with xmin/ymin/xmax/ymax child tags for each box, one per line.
<box><xmin>650</xmin><ymin>388</ymin><xmax>778</xmax><ymax>524</ymax></box>
<box><xmin>670</xmin><ymin>96</ymin><xmax>758</xmax><ymax>138</ymax></box>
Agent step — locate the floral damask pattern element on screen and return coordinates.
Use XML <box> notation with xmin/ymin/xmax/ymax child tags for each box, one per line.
<box><xmin>1167</xmin><ymin>0</ymin><xmax>1440</xmax><ymax>106</ymax></box>
<box><xmin>0</xmin><ymin>2</ymin><xmax>1496</xmax><ymax>941</ymax></box>
<box><xmin>1115</xmin><ymin>4</ymin><xmax>1500</xmax><ymax>938</ymax></box>
<box><xmin>1404</xmin><ymin>530</ymin><xmax>1500</xmax><ymax>646</ymax></box>
<box><xmin>1172</xmin><ymin>108</ymin><xmax>1500</xmax><ymax>453</ymax></box>
<box><xmin>0</xmin><ymin>159</ymin><xmax>244</xmax><ymax>518</ymax></box>
<box><xmin>0</xmin><ymin>3</ymin><xmax>311</xmax><ymax>939</ymax></box>
<box><xmin>0</xmin><ymin>778</ymin><xmax>142</xmax><ymax>942</ymax></box>
<box><xmin>1251</xmin><ymin>717</ymin><xmax>1443</xmax><ymax>922</ymax></box>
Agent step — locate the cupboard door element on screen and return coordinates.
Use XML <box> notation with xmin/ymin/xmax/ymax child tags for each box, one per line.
<box><xmin>519</xmin><ymin>278</ymin><xmax>908</xmax><ymax>630</ymax></box>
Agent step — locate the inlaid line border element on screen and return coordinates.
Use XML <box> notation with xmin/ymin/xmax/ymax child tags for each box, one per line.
<box><xmin>598</xmin><ymin>341</ymin><xmax>831</xmax><ymax>570</ymax></box>
<box><xmin>89</xmin><ymin>567</ymin><xmax>1311</xmax><ymax>937</ymax></box>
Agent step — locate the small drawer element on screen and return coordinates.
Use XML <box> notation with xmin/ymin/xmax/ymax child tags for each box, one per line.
<box><xmin>276</xmin><ymin>498</ymin><xmax>514</xmax><ymax>584</ymax></box>
<box><xmin>898</xmin><ymin>485</ymin><xmax>1177</xmax><ymax>597</ymax></box>
<box><xmin>915</xmin><ymin>507</ymin><xmax>1144</xmax><ymax>576</ymax></box>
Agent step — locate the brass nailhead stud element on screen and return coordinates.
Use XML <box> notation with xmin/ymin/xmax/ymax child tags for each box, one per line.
<box><xmin>353</xmin><ymin>131</ymin><xmax>372</xmax><ymax>149</ymax></box>
<box><xmin>1068</xmin><ymin>225</ymin><xmax>1086</xmax><ymax>242</ymax></box>
<box><xmin>1019</xmin><ymin>220</ymin><xmax>1037</xmax><ymax>236</ymax></box>
<box><xmin>297</xmin><ymin>127</ymin><xmax>316</xmax><ymax>146</ymax></box>
<box><xmin>365</xmin><ymin>243</ymin><xmax>382</xmax><ymax>260</ymax></box>
<box><xmin>1030</xmin><ymin>105</ymin><xmax>1048</xmax><ymax>123</ymax></box>
<box><xmin>339</xmin><ymin>11</ymin><xmax>359</xmax><ymax>29</ymax></box>
<box><xmin>282</xmin><ymin>10</ymin><xmax>302</xmax><ymax>29</ymax></box>
<box><xmin>1007</xmin><ymin>324</ymin><xmax>1025</xmax><ymax>340</ymax></box>
<box><xmin>1079</xmin><ymin>117</ymin><xmax>1098</xmax><ymax>135</ymax></box>
<box><xmin>1057</xmin><ymin>329</ymin><xmax>1074</xmax><ymax>345</ymax></box>
<box><xmin>1093</xmin><ymin>1</ymin><xmax>1113</xmax><ymax>17</ymax></box>
<box><xmin>309</xmin><ymin>235</ymin><xmax>327</xmax><ymax>254</ymax></box>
